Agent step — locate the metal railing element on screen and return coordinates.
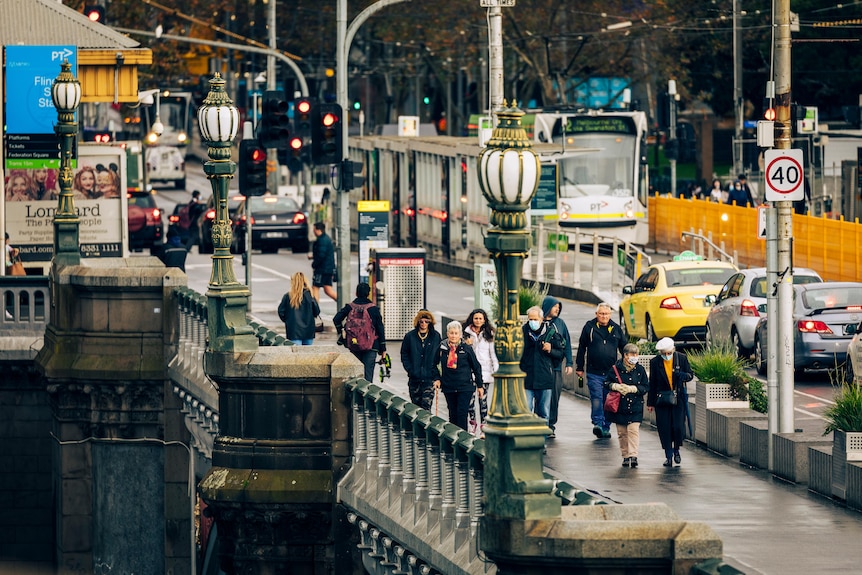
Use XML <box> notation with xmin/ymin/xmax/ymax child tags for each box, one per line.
<box><xmin>680</xmin><ymin>230</ymin><xmax>737</xmax><ymax>264</ymax></box>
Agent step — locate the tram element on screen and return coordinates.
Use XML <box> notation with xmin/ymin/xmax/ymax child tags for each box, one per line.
<box><xmin>534</xmin><ymin>110</ymin><xmax>650</xmax><ymax>244</ymax></box>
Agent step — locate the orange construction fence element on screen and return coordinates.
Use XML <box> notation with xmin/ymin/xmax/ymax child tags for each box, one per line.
<box><xmin>648</xmin><ymin>195</ymin><xmax>862</xmax><ymax>282</ymax></box>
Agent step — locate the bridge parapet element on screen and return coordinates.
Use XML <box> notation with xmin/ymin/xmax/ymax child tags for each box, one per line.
<box><xmin>339</xmin><ymin>378</ymin><xmax>606</xmax><ymax>575</ymax></box>
<box><xmin>0</xmin><ymin>276</ymin><xmax>49</xmax><ymax>361</ymax></box>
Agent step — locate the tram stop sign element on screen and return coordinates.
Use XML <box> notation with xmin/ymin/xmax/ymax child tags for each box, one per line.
<box><xmin>764</xmin><ymin>149</ymin><xmax>805</xmax><ymax>202</ymax></box>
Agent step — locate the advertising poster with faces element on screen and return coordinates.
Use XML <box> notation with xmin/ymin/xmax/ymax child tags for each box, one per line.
<box><xmin>3</xmin><ymin>146</ymin><xmax>128</xmax><ymax>262</ymax></box>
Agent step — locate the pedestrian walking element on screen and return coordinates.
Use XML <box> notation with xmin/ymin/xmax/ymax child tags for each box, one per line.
<box><xmin>434</xmin><ymin>321</ymin><xmax>483</xmax><ymax>430</ymax></box>
<box><xmin>463</xmin><ymin>308</ymin><xmax>498</xmax><ymax>434</ymax></box>
<box><xmin>334</xmin><ymin>282</ymin><xmax>386</xmax><ymax>382</ymax></box>
<box><xmin>184</xmin><ymin>190</ymin><xmax>206</xmax><ymax>251</ymax></box>
<box><xmin>726</xmin><ymin>176</ymin><xmax>754</xmax><ymax>207</ymax></box>
<box><xmin>575</xmin><ymin>302</ymin><xmax>627</xmax><ymax>439</ymax></box>
<box><xmin>401</xmin><ymin>309</ymin><xmax>442</xmax><ymax>411</ymax></box>
<box><xmin>647</xmin><ymin>337</ymin><xmax>694</xmax><ymax>467</ymax></box>
<box><xmin>520</xmin><ymin>306</ymin><xmax>565</xmax><ymax>423</ymax></box>
<box><xmin>309</xmin><ymin>222</ymin><xmax>337</xmax><ymax>302</ymax></box>
<box><xmin>278</xmin><ymin>272</ymin><xmax>320</xmax><ymax>345</ymax></box>
<box><xmin>542</xmin><ymin>296</ymin><xmax>573</xmax><ymax>438</ymax></box>
<box><xmin>709</xmin><ymin>178</ymin><xmax>723</xmax><ymax>203</ymax></box>
<box><xmin>604</xmin><ymin>343</ymin><xmax>649</xmax><ymax>468</ymax></box>
<box><xmin>160</xmin><ymin>230</ymin><xmax>188</xmax><ymax>272</ymax></box>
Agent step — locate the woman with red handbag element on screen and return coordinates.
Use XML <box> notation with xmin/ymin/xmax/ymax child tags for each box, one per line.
<box><xmin>603</xmin><ymin>343</ymin><xmax>649</xmax><ymax>468</ymax></box>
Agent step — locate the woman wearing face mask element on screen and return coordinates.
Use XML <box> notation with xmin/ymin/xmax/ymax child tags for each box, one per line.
<box><xmin>604</xmin><ymin>343</ymin><xmax>649</xmax><ymax>468</ymax></box>
<box><xmin>648</xmin><ymin>337</ymin><xmax>694</xmax><ymax>467</ymax></box>
<box><xmin>520</xmin><ymin>306</ymin><xmax>565</xmax><ymax>422</ymax></box>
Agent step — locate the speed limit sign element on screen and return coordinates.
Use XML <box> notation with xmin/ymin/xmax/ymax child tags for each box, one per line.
<box><xmin>764</xmin><ymin>149</ymin><xmax>805</xmax><ymax>201</ymax></box>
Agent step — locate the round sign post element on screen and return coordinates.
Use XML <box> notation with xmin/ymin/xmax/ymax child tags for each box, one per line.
<box><xmin>763</xmin><ymin>149</ymin><xmax>805</xmax><ymax>202</ymax></box>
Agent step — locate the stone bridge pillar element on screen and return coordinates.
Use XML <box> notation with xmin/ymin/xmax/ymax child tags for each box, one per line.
<box><xmin>35</xmin><ymin>259</ymin><xmax>188</xmax><ymax>574</ymax></box>
<box><xmin>199</xmin><ymin>346</ymin><xmax>363</xmax><ymax>574</ymax></box>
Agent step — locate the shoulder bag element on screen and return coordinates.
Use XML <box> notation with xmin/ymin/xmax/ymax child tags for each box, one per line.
<box><xmin>656</xmin><ymin>389</ymin><xmax>678</xmax><ymax>406</ymax></box>
<box><xmin>604</xmin><ymin>366</ymin><xmax>623</xmax><ymax>413</ymax></box>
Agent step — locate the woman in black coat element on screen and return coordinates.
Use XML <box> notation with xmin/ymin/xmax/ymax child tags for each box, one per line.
<box><xmin>604</xmin><ymin>343</ymin><xmax>649</xmax><ymax>468</ymax></box>
<box><xmin>648</xmin><ymin>338</ymin><xmax>694</xmax><ymax>467</ymax></box>
<box><xmin>434</xmin><ymin>320</ymin><xmax>483</xmax><ymax>430</ymax></box>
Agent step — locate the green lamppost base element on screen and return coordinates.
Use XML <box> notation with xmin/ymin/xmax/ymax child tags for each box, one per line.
<box><xmin>53</xmin><ymin>217</ymin><xmax>80</xmax><ymax>267</ymax></box>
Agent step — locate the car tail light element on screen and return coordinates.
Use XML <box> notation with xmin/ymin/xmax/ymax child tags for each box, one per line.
<box><xmin>205</xmin><ymin>209</ymin><xmax>216</xmax><ymax>221</ymax></box>
<box><xmin>660</xmin><ymin>297</ymin><xmax>682</xmax><ymax>310</ymax></box>
<box><xmin>797</xmin><ymin>320</ymin><xmax>833</xmax><ymax>334</ymax></box>
<box><xmin>293</xmin><ymin>212</ymin><xmax>306</xmax><ymax>224</ymax></box>
<box><xmin>169</xmin><ymin>215</ymin><xmax>179</xmax><ymax>224</ymax></box>
<box><xmin>740</xmin><ymin>299</ymin><xmax>760</xmax><ymax>317</ymax></box>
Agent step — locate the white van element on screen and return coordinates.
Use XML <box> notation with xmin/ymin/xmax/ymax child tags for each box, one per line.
<box><xmin>146</xmin><ymin>145</ymin><xmax>186</xmax><ymax>189</ymax></box>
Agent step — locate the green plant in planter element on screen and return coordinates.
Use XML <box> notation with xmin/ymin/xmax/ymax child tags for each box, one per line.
<box><xmin>823</xmin><ymin>381</ymin><xmax>862</xmax><ymax>434</ymax></box>
<box><xmin>634</xmin><ymin>339</ymin><xmax>657</xmax><ymax>355</ymax></box>
<box><xmin>490</xmin><ymin>281</ymin><xmax>549</xmax><ymax>319</ymax></box>
<box><xmin>687</xmin><ymin>342</ymin><xmax>749</xmax><ymax>400</ymax></box>
<box><xmin>746</xmin><ymin>374</ymin><xmax>767</xmax><ymax>413</ymax></box>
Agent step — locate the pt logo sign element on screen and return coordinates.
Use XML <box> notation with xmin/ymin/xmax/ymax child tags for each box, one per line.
<box><xmin>764</xmin><ymin>149</ymin><xmax>804</xmax><ymax>202</ymax></box>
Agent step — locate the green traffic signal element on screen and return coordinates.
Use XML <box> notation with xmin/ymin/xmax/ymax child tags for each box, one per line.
<box><xmin>423</xmin><ymin>96</ymin><xmax>430</xmax><ymax>105</ymax></box>
<box><xmin>353</xmin><ymin>101</ymin><xmax>361</xmax><ymax>110</ymax></box>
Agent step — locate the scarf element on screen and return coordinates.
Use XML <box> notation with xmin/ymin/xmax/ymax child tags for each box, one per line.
<box><xmin>447</xmin><ymin>342</ymin><xmax>458</xmax><ymax>369</ymax></box>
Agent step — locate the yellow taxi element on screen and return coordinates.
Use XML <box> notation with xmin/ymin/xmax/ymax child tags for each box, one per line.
<box><xmin>619</xmin><ymin>252</ymin><xmax>738</xmax><ymax>346</ymax></box>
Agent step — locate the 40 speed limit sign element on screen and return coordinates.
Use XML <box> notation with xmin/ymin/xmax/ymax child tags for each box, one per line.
<box><xmin>764</xmin><ymin>149</ymin><xmax>805</xmax><ymax>201</ymax></box>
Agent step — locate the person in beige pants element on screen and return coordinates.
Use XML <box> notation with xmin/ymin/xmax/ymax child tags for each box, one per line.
<box><xmin>604</xmin><ymin>343</ymin><xmax>649</xmax><ymax>467</ymax></box>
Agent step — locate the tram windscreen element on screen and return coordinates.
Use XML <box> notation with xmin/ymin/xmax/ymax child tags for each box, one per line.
<box><xmin>556</xmin><ymin>132</ymin><xmax>635</xmax><ymax>198</ymax></box>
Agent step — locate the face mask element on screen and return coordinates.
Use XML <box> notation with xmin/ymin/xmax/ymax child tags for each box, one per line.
<box><xmin>626</xmin><ymin>356</ymin><xmax>638</xmax><ymax>365</ymax></box>
<box><xmin>661</xmin><ymin>353</ymin><xmax>673</xmax><ymax>361</ymax></box>
<box><xmin>528</xmin><ymin>320</ymin><xmax>541</xmax><ymax>331</ymax></box>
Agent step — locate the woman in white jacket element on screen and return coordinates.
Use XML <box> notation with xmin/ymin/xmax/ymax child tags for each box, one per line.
<box><xmin>463</xmin><ymin>309</ymin><xmax>499</xmax><ymax>434</ymax></box>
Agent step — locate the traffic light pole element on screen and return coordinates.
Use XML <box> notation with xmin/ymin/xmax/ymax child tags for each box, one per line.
<box><xmin>336</xmin><ymin>0</ymin><xmax>411</xmax><ymax>309</ymax></box>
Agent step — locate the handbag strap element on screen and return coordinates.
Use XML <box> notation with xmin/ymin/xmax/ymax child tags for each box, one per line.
<box><xmin>612</xmin><ymin>365</ymin><xmax>623</xmax><ymax>385</ymax></box>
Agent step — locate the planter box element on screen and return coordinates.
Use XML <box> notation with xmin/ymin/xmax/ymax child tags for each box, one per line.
<box><xmin>773</xmin><ymin>430</ymin><xmax>832</xmax><ymax>485</ymax></box>
<box><xmin>706</xmin><ymin>408</ymin><xmax>766</xmax><ymax>457</ymax></box>
<box><xmin>846</xmin><ymin>462</ymin><xmax>862</xmax><ymax>511</ymax></box>
<box><xmin>808</xmin><ymin>445</ymin><xmax>833</xmax><ymax>498</ymax></box>
<box><xmin>739</xmin><ymin>419</ymin><xmax>770</xmax><ymax>469</ymax></box>
<box><xmin>831</xmin><ymin>430</ymin><xmax>862</xmax><ymax>499</ymax></box>
<box><xmin>695</xmin><ymin>383</ymin><xmax>750</xmax><ymax>445</ymax></box>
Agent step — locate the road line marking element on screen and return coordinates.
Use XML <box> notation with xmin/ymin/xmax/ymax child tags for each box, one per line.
<box><xmin>794</xmin><ymin>389</ymin><xmax>836</xmax><ymax>405</ymax></box>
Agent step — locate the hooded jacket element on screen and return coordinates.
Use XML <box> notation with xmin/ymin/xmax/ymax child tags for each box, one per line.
<box><xmin>520</xmin><ymin>320</ymin><xmax>565</xmax><ymax>390</ymax></box>
<box><xmin>541</xmin><ymin>295</ymin><xmax>573</xmax><ymax>370</ymax></box>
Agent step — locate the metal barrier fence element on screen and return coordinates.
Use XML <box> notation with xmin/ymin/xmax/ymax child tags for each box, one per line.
<box><xmin>650</xmin><ymin>195</ymin><xmax>862</xmax><ymax>281</ymax></box>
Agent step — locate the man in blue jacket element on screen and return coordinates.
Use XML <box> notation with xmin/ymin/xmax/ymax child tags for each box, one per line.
<box><xmin>542</xmin><ymin>295</ymin><xmax>573</xmax><ymax>438</ymax></box>
<box><xmin>575</xmin><ymin>302</ymin><xmax>627</xmax><ymax>438</ymax></box>
<box><xmin>309</xmin><ymin>222</ymin><xmax>337</xmax><ymax>302</ymax></box>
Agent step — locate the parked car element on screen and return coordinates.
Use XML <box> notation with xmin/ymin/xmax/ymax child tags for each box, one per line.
<box><xmin>231</xmin><ymin>195</ymin><xmax>309</xmax><ymax>254</ymax></box>
<box><xmin>754</xmin><ymin>282</ymin><xmax>862</xmax><ymax>375</ymax></box>
<box><xmin>619</xmin><ymin>252</ymin><xmax>738</xmax><ymax>346</ymax></box>
<box><xmin>847</xmin><ymin>321</ymin><xmax>862</xmax><ymax>384</ymax></box>
<box><xmin>196</xmin><ymin>193</ymin><xmax>243</xmax><ymax>254</ymax></box>
<box><xmin>127</xmin><ymin>191</ymin><xmax>163</xmax><ymax>252</ymax></box>
<box><xmin>706</xmin><ymin>267</ymin><xmax>822</xmax><ymax>357</ymax></box>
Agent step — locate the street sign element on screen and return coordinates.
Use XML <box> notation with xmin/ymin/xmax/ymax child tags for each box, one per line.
<box><xmin>480</xmin><ymin>0</ymin><xmax>516</xmax><ymax>6</ymax></box>
<box><xmin>764</xmin><ymin>149</ymin><xmax>805</xmax><ymax>201</ymax></box>
<box><xmin>757</xmin><ymin>205</ymin><xmax>767</xmax><ymax>239</ymax></box>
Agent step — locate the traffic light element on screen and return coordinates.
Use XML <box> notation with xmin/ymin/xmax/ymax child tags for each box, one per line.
<box><xmin>84</xmin><ymin>5</ymin><xmax>105</xmax><ymax>23</ymax></box>
<box><xmin>238</xmin><ymin>139</ymin><xmax>267</xmax><ymax>196</ymax></box>
<box><xmin>257</xmin><ymin>90</ymin><xmax>290</xmax><ymax>149</ymax></box>
<box><xmin>763</xmin><ymin>98</ymin><xmax>776</xmax><ymax>121</ymax></box>
<box><xmin>311</xmin><ymin>103</ymin><xmax>343</xmax><ymax>165</ymax></box>
<box><xmin>285</xmin><ymin>135</ymin><xmax>305</xmax><ymax>174</ymax></box>
<box><xmin>341</xmin><ymin>159</ymin><xmax>365</xmax><ymax>191</ymax></box>
<box><xmin>293</xmin><ymin>97</ymin><xmax>316</xmax><ymax>140</ymax></box>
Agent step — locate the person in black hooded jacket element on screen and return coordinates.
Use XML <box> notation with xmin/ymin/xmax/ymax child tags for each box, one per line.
<box><xmin>542</xmin><ymin>295</ymin><xmax>572</xmax><ymax>437</ymax></box>
<box><xmin>401</xmin><ymin>309</ymin><xmax>442</xmax><ymax>410</ymax></box>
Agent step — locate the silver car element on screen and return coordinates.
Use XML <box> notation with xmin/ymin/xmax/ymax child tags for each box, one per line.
<box><xmin>754</xmin><ymin>282</ymin><xmax>862</xmax><ymax>375</ymax></box>
<box><xmin>705</xmin><ymin>267</ymin><xmax>821</xmax><ymax>357</ymax></box>
<box><xmin>846</xmin><ymin>321</ymin><xmax>862</xmax><ymax>384</ymax></box>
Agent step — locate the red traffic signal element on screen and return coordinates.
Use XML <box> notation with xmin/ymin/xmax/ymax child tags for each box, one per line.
<box><xmin>84</xmin><ymin>5</ymin><xmax>105</xmax><ymax>23</ymax></box>
<box><xmin>764</xmin><ymin>107</ymin><xmax>776</xmax><ymax>121</ymax></box>
<box><xmin>239</xmin><ymin>140</ymin><xmax>267</xmax><ymax>196</ymax></box>
<box><xmin>311</xmin><ymin>103</ymin><xmax>342</xmax><ymax>165</ymax></box>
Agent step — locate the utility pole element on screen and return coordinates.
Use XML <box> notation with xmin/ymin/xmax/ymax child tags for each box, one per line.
<box><xmin>266</xmin><ymin>0</ymin><xmax>278</xmax><ymax>197</ymax></box>
<box><xmin>487</xmin><ymin>2</ymin><xmax>503</xmax><ymax>123</ymax></box>
<box><xmin>774</xmin><ymin>0</ymin><xmax>795</xmax><ymax>434</ymax></box>
<box><xmin>733</xmin><ymin>0</ymin><xmax>743</xmax><ymax>177</ymax></box>
<box><xmin>668</xmin><ymin>79</ymin><xmax>678</xmax><ymax>197</ymax></box>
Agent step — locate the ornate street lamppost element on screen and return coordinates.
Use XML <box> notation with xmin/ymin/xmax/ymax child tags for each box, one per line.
<box><xmin>197</xmin><ymin>73</ymin><xmax>257</xmax><ymax>352</ymax></box>
<box><xmin>51</xmin><ymin>60</ymin><xmax>82</xmax><ymax>267</ymax></box>
<box><xmin>477</xmin><ymin>101</ymin><xmax>560</xmax><ymax>520</ymax></box>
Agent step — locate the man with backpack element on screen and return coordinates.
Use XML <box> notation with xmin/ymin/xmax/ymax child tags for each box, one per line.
<box><xmin>333</xmin><ymin>282</ymin><xmax>386</xmax><ymax>382</ymax></box>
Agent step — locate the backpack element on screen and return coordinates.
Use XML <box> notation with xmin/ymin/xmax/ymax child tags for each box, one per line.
<box><xmin>344</xmin><ymin>302</ymin><xmax>377</xmax><ymax>352</ymax></box>
<box><xmin>177</xmin><ymin>202</ymin><xmax>193</xmax><ymax>230</ymax></box>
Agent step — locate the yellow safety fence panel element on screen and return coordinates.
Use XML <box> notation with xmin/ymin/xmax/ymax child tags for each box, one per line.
<box><xmin>649</xmin><ymin>195</ymin><xmax>862</xmax><ymax>282</ymax></box>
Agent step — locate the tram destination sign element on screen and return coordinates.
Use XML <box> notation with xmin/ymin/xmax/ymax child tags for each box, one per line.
<box><xmin>556</xmin><ymin>116</ymin><xmax>637</xmax><ymax>138</ymax></box>
<box><xmin>480</xmin><ymin>0</ymin><xmax>516</xmax><ymax>6</ymax></box>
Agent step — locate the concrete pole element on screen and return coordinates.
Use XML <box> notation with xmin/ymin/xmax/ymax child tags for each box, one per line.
<box><xmin>266</xmin><ymin>0</ymin><xmax>278</xmax><ymax>195</ymax></box>
<box><xmin>765</xmin><ymin>206</ymin><xmax>778</xmax><ymax>469</ymax></box>
<box><xmin>488</xmin><ymin>5</ymin><xmax>503</xmax><ymax>121</ymax></box>
<box><xmin>774</xmin><ymin>0</ymin><xmax>795</xmax><ymax>433</ymax></box>
<box><xmin>733</xmin><ymin>0</ymin><xmax>743</xmax><ymax>177</ymax></box>
<box><xmin>668</xmin><ymin>79</ymin><xmax>678</xmax><ymax>197</ymax></box>
<box><xmin>336</xmin><ymin>0</ymin><xmax>350</xmax><ymax>309</ymax></box>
